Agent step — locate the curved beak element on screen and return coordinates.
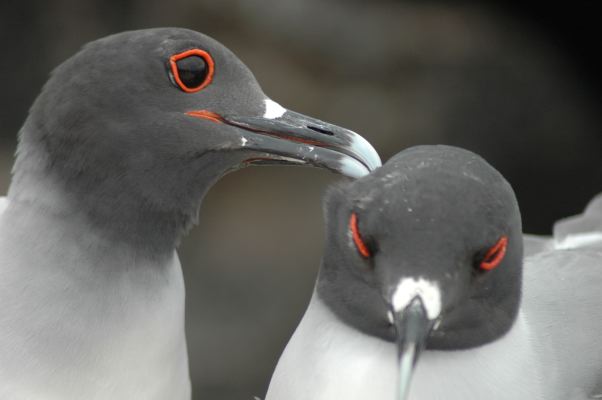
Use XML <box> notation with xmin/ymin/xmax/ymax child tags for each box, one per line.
<box><xmin>392</xmin><ymin>296</ymin><xmax>435</xmax><ymax>400</ymax></box>
<box><xmin>186</xmin><ymin>103</ymin><xmax>381</xmax><ymax>178</ymax></box>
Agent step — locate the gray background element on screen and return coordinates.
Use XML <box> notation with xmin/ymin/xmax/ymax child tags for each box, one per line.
<box><xmin>1</xmin><ymin>1</ymin><xmax>600</xmax><ymax>398</ymax></box>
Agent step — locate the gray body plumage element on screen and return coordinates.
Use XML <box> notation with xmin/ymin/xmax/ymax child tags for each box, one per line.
<box><xmin>267</xmin><ymin>146</ymin><xmax>602</xmax><ymax>400</ymax></box>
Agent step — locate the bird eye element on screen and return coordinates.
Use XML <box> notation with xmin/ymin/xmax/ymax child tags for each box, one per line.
<box><xmin>169</xmin><ymin>49</ymin><xmax>215</xmax><ymax>93</ymax></box>
<box><xmin>479</xmin><ymin>236</ymin><xmax>508</xmax><ymax>271</ymax></box>
<box><xmin>349</xmin><ymin>212</ymin><xmax>372</xmax><ymax>258</ymax></box>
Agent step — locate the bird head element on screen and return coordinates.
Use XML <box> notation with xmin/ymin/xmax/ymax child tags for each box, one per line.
<box><xmin>317</xmin><ymin>145</ymin><xmax>523</xmax><ymax>399</ymax></box>
<box><xmin>12</xmin><ymin>28</ymin><xmax>380</xmax><ymax>252</ymax></box>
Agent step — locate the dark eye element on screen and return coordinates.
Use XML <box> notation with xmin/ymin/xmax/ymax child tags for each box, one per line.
<box><xmin>169</xmin><ymin>49</ymin><xmax>214</xmax><ymax>93</ymax></box>
<box><xmin>479</xmin><ymin>236</ymin><xmax>508</xmax><ymax>271</ymax></box>
<box><xmin>349</xmin><ymin>212</ymin><xmax>372</xmax><ymax>258</ymax></box>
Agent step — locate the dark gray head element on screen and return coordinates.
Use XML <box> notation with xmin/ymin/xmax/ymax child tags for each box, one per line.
<box><xmin>9</xmin><ymin>28</ymin><xmax>380</xmax><ymax>256</ymax></box>
<box><xmin>317</xmin><ymin>145</ymin><xmax>522</xmax><ymax>397</ymax></box>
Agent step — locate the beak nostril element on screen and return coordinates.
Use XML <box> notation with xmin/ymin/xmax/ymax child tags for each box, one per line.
<box><xmin>307</xmin><ymin>125</ymin><xmax>334</xmax><ymax>136</ymax></box>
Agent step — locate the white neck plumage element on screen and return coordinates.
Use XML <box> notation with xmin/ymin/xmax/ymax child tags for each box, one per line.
<box><xmin>0</xmin><ymin>185</ymin><xmax>191</xmax><ymax>399</ymax></box>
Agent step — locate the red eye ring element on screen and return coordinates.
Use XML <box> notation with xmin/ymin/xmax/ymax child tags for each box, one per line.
<box><xmin>479</xmin><ymin>236</ymin><xmax>508</xmax><ymax>271</ymax></box>
<box><xmin>350</xmin><ymin>212</ymin><xmax>371</xmax><ymax>258</ymax></box>
<box><xmin>169</xmin><ymin>49</ymin><xmax>215</xmax><ymax>93</ymax></box>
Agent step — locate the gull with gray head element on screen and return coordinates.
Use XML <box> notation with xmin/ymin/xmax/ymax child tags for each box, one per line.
<box><xmin>267</xmin><ymin>145</ymin><xmax>602</xmax><ymax>400</ymax></box>
<box><xmin>0</xmin><ymin>28</ymin><xmax>381</xmax><ymax>399</ymax></box>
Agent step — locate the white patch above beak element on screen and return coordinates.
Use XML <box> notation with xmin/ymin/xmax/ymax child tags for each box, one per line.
<box><xmin>263</xmin><ymin>98</ymin><xmax>287</xmax><ymax>119</ymax></box>
<box><xmin>392</xmin><ymin>277</ymin><xmax>441</xmax><ymax>320</ymax></box>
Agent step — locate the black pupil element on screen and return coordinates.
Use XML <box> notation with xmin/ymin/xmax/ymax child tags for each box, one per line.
<box><xmin>175</xmin><ymin>55</ymin><xmax>208</xmax><ymax>88</ymax></box>
<box><xmin>484</xmin><ymin>247</ymin><xmax>500</xmax><ymax>262</ymax></box>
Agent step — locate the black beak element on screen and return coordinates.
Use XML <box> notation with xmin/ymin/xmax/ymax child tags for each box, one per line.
<box><xmin>392</xmin><ymin>296</ymin><xmax>434</xmax><ymax>400</ymax></box>
<box><xmin>187</xmin><ymin>107</ymin><xmax>381</xmax><ymax>178</ymax></box>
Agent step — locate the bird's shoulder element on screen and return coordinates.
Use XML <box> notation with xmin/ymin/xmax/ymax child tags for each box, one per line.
<box><xmin>552</xmin><ymin>193</ymin><xmax>602</xmax><ymax>251</ymax></box>
<box><xmin>521</xmin><ymin>235</ymin><xmax>602</xmax><ymax>397</ymax></box>
<box><xmin>522</xmin><ymin>193</ymin><xmax>602</xmax><ymax>259</ymax></box>
<box><xmin>522</xmin><ymin>195</ymin><xmax>602</xmax><ymax>332</ymax></box>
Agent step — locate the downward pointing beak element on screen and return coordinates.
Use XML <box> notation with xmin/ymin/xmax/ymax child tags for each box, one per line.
<box><xmin>392</xmin><ymin>296</ymin><xmax>434</xmax><ymax>400</ymax></box>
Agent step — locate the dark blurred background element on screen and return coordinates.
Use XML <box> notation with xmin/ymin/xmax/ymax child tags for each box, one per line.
<box><xmin>1</xmin><ymin>1</ymin><xmax>600</xmax><ymax>398</ymax></box>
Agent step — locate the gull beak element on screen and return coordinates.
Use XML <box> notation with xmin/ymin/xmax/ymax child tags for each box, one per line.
<box><xmin>392</xmin><ymin>296</ymin><xmax>436</xmax><ymax>400</ymax></box>
<box><xmin>187</xmin><ymin>99</ymin><xmax>381</xmax><ymax>178</ymax></box>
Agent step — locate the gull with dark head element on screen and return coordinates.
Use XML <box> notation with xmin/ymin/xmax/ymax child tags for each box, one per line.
<box><xmin>267</xmin><ymin>145</ymin><xmax>602</xmax><ymax>400</ymax></box>
<box><xmin>0</xmin><ymin>28</ymin><xmax>380</xmax><ymax>399</ymax></box>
